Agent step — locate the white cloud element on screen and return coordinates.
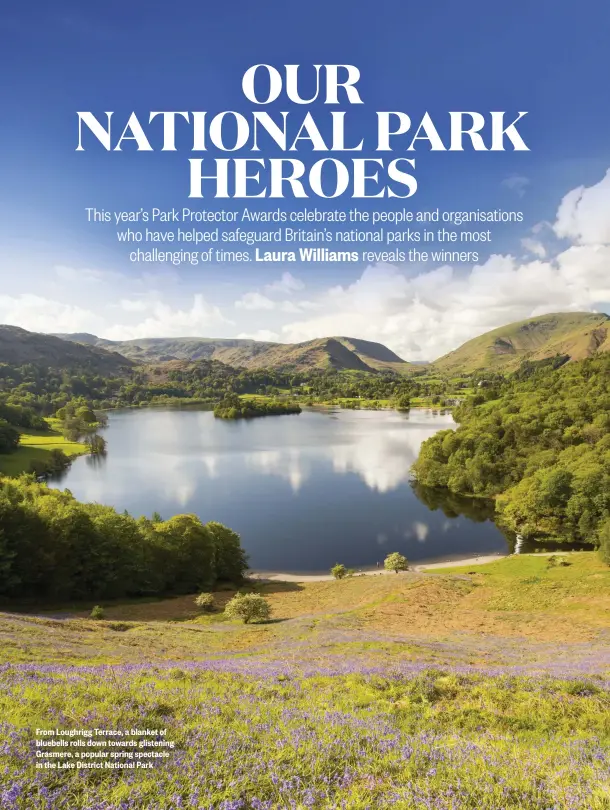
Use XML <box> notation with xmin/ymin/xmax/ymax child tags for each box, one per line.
<box><xmin>118</xmin><ymin>298</ymin><xmax>149</xmax><ymax>312</ymax></box>
<box><xmin>103</xmin><ymin>294</ymin><xmax>232</xmax><ymax>340</ymax></box>
<box><xmin>501</xmin><ymin>175</ymin><xmax>530</xmax><ymax>197</ymax></box>
<box><xmin>265</xmin><ymin>272</ymin><xmax>305</xmax><ymax>294</ymax></box>
<box><xmin>261</xmin><ymin>169</ymin><xmax>610</xmax><ymax>359</ymax></box>
<box><xmin>54</xmin><ymin>265</ymin><xmax>126</xmax><ymax>285</ymax></box>
<box><xmin>234</xmin><ymin>292</ymin><xmax>275</xmax><ymax>311</ymax></box>
<box><xmin>5</xmin><ymin>168</ymin><xmax>610</xmax><ymax>361</ymax></box>
<box><xmin>328</xmin><ymin>413</ymin><xmax>449</xmax><ymax>492</ymax></box>
<box><xmin>0</xmin><ymin>293</ymin><xmax>105</xmax><ymax>334</ymax></box>
<box><xmin>521</xmin><ymin>237</ymin><xmax>547</xmax><ymax>258</ymax></box>
<box><xmin>554</xmin><ymin>169</ymin><xmax>610</xmax><ymax>245</ymax></box>
<box><xmin>236</xmin><ymin>329</ymin><xmax>280</xmax><ymax>342</ymax></box>
<box><xmin>413</xmin><ymin>521</ymin><xmax>429</xmax><ymax>542</ymax></box>
<box><xmin>245</xmin><ymin>449</ymin><xmax>307</xmax><ymax>492</ymax></box>
<box><xmin>280</xmin><ymin>241</ymin><xmax>610</xmax><ymax>360</ymax></box>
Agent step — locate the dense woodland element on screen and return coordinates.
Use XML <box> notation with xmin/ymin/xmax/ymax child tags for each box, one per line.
<box><xmin>0</xmin><ymin>359</ymin><xmax>447</xmax><ymax>413</ymax></box>
<box><xmin>414</xmin><ymin>353</ymin><xmax>610</xmax><ymax>561</ymax></box>
<box><xmin>0</xmin><ymin>476</ymin><xmax>248</xmax><ymax>601</ymax></box>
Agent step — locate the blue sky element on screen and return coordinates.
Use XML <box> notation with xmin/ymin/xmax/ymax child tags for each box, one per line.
<box><xmin>1</xmin><ymin>0</ymin><xmax>610</xmax><ymax>359</ymax></box>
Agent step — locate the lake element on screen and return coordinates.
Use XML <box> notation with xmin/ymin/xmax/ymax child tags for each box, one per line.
<box><xmin>50</xmin><ymin>408</ymin><xmax>509</xmax><ymax>572</ymax></box>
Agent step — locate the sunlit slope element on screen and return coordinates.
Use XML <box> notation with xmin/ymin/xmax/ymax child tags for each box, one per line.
<box><xmin>434</xmin><ymin>312</ymin><xmax>610</xmax><ymax>374</ymax></box>
<box><xmin>335</xmin><ymin>337</ymin><xmax>415</xmax><ymax>373</ymax></box>
<box><xmin>0</xmin><ymin>325</ymin><xmax>133</xmax><ymax>374</ymax></box>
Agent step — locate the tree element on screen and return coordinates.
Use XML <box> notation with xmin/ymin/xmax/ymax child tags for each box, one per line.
<box><xmin>224</xmin><ymin>592</ymin><xmax>270</xmax><ymax>624</ymax></box>
<box><xmin>331</xmin><ymin>563</ymin><xmax>347</xmax><ymax>579</ymax></box>
<box><xmin>394</xmin><ymin>394</ymin><xmax>411</xmax><ymax>411</ymax></box>
<box><xmin>85</xmin><ymin>434</ymin><xmax>107</xmax><ymax>454</ymax></box>
<box><xmin>598</xmin><ymin>519</ymin><xmax>610</xmax><ymax>566</ymax></box>
<box><xmin>0</xmin><ymin>477</ymin><xmax>249</xmax><ymax>600</ymax></box>
<box><xmin>206</xmin><ymin>521</ymin><xmax>249</xmax><ymax>583</ymax></box>
<box><xmin>76</xmin><ymin>406</ymin><xmax>97</xmax><ymax>424</ymax></box>
<box><xmin>194</xmin><ymin>592</ymin><xmax>215</xmax><ymax>611</ymax></box>
<box><xmin>90</xmin><ymin>605</ymin><xmax>105</xmax><ymax>619</ymax></box>
<box><xmin>413</xmin><ymin>352</ymin><xmax>610</xmax><ymax>547</ymax></box>
<box><xmin>0</xmin><ymin>420</ymin><xmax>19</xmax><ymax>454</ymax></box>
<box><xmin>151</xmin><ymin>514</ymin><xmax>216</xmax><ymax>594</ymax></box>
<box><xmin>384</xmin><ymin>552</ymin><xmax>409</xmax><ymax>573</ymax></box>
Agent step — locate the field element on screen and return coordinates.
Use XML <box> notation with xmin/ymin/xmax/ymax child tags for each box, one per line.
<box><xmin>0</xmin><ymin>553</ymin><xmax>609</xmax><ymax>808</ymax></box>
<box><xmin>0</xmin><ymin>419</ymin><xmax>87</xmax><ymax>476</ymax></box>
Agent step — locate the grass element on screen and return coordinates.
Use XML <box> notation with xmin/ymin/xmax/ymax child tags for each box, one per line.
<box><xmin>0</xmin><ymin>419</ymin><xmax>87</xmax><ymax>476</ymax></box>
<box><xmin>1</xmin><ymin>554</ymin><xmax>609</xmax><ymax>808</ymax></box>
<box><xmin>1</xmin><ymin>666</ymin><xmax>608</xmax><ymax>809</ymax></box>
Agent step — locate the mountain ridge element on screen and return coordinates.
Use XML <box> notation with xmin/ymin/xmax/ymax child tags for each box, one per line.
<box><xmin>7</xmin><ymin>310</ymin><xmax>609</xmax><ymax>377</ymax></box>
<box><xmin>52</xmin><ymin>333</ymin><xmax>412</xmax><ymax>373</ymax></box>
<box><xmin>0</xmin><ymin>325</ymin><xmax>134</xmax><ymax>374</ymax></box>
<box><xmin>434</xmin><ymin>312</ymin><xmax>610</xmax><ymax>374</ymax></box>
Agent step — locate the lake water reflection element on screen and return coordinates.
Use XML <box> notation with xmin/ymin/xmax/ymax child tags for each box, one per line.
<box><xmin>50</xmin><ymin>408</ymin><xmax>509</xmax><ymax>572</ymax></box>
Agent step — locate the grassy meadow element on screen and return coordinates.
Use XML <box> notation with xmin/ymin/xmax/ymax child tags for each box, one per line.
<box><xmin>1</xmin><ymin>553</ymin><xmax>609</xmax><ymax>808</ymax></box>
<box><xmin>0</xmin><ymin>418</ymin><xmax>86</xmax><ymax>477</ymax></box>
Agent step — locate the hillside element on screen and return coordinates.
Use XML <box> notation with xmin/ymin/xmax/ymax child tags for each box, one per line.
<box><xmin>0</xmin><ymin>325</ymin><xmax>133</xmax><ymax>374</ymax></box>
<box><xmin>434</xmin><ymin>312</ymin><xmax>610</xmax><ymax>374</ymax></box>
<box><xmin>1</xmin><ymin>554</ymin><xmax>608</xmax><ymax>809</ymax></box>
<box><xmin>414</xmin><ymin>349</ymin><xmax>610</xmax><ymax>550</ymax></box>
<box><xmin>55</xmin><ymin>333</ymin><xmax>413</xmax><ymax>373</ymax></box>
<box><xmin>334</xmin><ymin>336</ymin><xmax>412</xmax><ymax>372</ymax></box>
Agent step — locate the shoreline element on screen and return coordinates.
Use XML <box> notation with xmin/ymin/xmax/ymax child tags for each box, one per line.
<box><xmin>248</xmin><ymin>553</ymin><xmax>509</xmax><ymax>582</ymax></box>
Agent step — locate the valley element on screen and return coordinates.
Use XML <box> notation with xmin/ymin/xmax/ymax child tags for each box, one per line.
<box><xmin>1</xmin><ymin>312</ymin><xmax>610</xmax><ymax>810</ymax></box>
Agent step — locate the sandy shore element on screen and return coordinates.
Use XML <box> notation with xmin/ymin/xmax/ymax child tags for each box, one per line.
<box><xmin>248</xmin><ymin>553</ymin><xmax>508</xmax><ymax>583</ymax></box>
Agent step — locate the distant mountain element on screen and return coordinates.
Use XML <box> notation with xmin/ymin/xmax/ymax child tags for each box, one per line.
<box><xmin>54</xmin><ymin>333</ymin><xmax>413</xmax><ymax>373</ymax></box>
<box><xmin>0</xmin><ymin>326</ymin><xmax>134</xmax><ymax>374</ymax></box>
<box><xmin>434</xmin><ymin>312</ymin><xmax>610</xmax><ymax>374</ymax></box>
<box><xmin>332</xmin><ymin>337</ymin><xmax>411</xmax><ymax>373</ymax></box>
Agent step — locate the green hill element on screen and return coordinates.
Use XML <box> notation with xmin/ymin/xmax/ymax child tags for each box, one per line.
<box><xmin>0</xmin><ymin>325</ymin><xmax>133</xmax><ymax>375</ymax></box>
<box><xmin>55</xmin><ymin>333</ymin><xmax>413</xmax><ymax>373</ymax></box>
<box><xmin>434</xmin><ymin>312</ymin><xmax>610</xmax><ymax>374</ymax></box>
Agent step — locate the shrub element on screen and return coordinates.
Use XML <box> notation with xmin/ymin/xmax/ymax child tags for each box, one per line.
<box><xmin>224</xmin><ymin>593</ymin><xmax>270</xmax><ymax>624</ymax></box>
<box><xmin>598</xmin><ymin>519</ymin><xmax>610</xmax><ymax>566</ymax></box>
<box><xmin>90</xmin><ymin>605</ymin><xmax>105</xmax><ymax>620</ymax></box>
<box><xmin>384</xmin><ymin>552</ymin><xmax>409</xmax><ymax>573</ymax></box>
<box><xmin>194</xmin><ymin>592</ymin><xmax>215</xmax><ymax>612</ymax></box>
<box><xmin>331</xmin><ymin>563</ymin><xmax>347</xmax><ymax>579</ymax></box>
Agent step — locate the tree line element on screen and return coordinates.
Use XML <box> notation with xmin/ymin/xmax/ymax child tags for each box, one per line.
<box><xmin>0</xmin><ymin>401</ymin><xmax>47</xmax><ymax>454</ymax></box>
<box><xmin>0</xmin><ymin>358</ymin><xmax>458</xmax><ymax>416</ymax></box>
<box><xmin>0</xmin><ymin>476</ymin><xmax>248</xmax><ymax>601</ymax></box>
<box><xmin>413</xmin><ymin>353</ymin><xmax>610</xmax><ymax>562</ymax></box>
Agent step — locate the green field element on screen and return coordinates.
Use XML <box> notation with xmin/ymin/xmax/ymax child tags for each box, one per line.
<box><xmin>1</xmin><ymin>554</ymin><xmax>608</xmax><ymax>808</ymax></box>
<box><xmin>0</xmin><ymin>419</ymin><xmax>87</xmax><ymax>476</ymax></box>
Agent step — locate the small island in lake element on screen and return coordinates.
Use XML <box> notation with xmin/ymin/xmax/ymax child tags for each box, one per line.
<box><xmin>213</xmin><ymin>393</ymin><xmax>301</xmax><ymax>420</ymax></box>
